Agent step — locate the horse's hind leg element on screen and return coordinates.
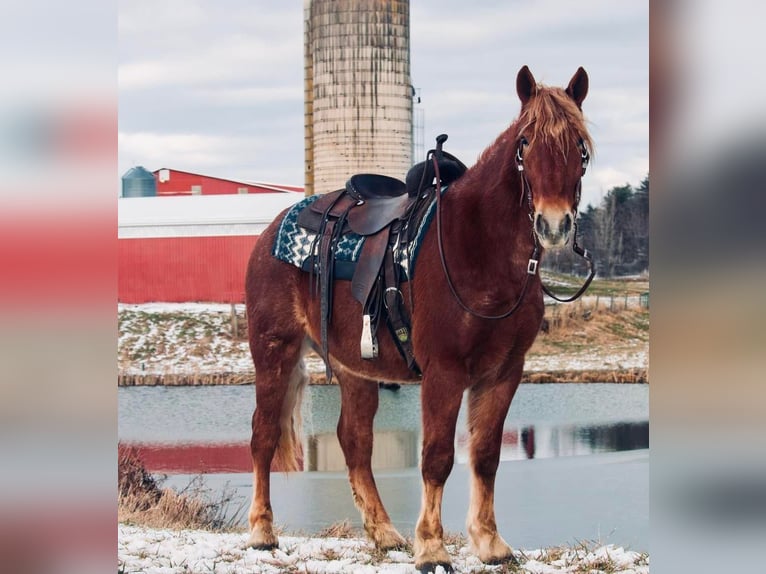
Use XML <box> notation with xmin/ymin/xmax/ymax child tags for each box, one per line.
<box><xmin>464</xmin><ymin>368</ymin><xmax>522</xmax><ymax>565</ymax></box>
<box><xmin>247</xmin><ymin>335</ymin><xmax>308</xmax><ymax>550</ymax></box>
<box><xmin>336</xmin><ymin>371</ymin><xmax>406</xmax><ymax>550</ymax></box>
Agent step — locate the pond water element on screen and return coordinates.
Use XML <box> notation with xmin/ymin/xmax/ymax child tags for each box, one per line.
<box><xmin>119</xmin><ymin>383</ymin><xmax>649</xmax><ymax>550</ymax></box>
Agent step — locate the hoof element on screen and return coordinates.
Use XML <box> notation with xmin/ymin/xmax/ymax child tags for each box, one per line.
<box><xmin>248</xmin><ymin>541</ymin><xmax>278</xmax><ymax>551</ymax></box>
<box><xmin>371</xmin><ymin>525</ymin><xmax>407</xmax><ymax>551</ymax></box>
<box><xmin>468</xmin><ymin>528</ymin><xmax>518</xmax><ymax>566</ymax></box>
<box><xmin>417</xmin><ymin>562</ymin><xmax>454</xmax><ymax>574</ymax></box>
<box><xmin>485</xmin><ymin>552</ymin><xmax>519</xmax><ymax>566</ymax></box>
<box><xmin>246</xmin><ymin>527</ymin><xmax>279</xmax><ymax>551</ymax></box>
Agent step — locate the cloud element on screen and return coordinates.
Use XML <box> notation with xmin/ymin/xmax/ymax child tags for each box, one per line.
<box><xmin>193</xmin><ymin>86</ymin><xmax>303</xmax><ymax>106</ymax></box>
<box><xmin>411</xmin><ymin>0</ymin><xmax>646</xmax><ymax>51</ymax></box>
<box><xmin>118</xmin><ymin>131</ymin><xmax>258</xmax><ymax>172</ymax></box>
<box><xmin>119</xmin><ymin>0</ymin><xmax>208</xmax><ymax>36</ymax></box>
<box><xmin>118</xmin><ymin>0</ymin><xmax>647</xmax><ymax>196</ymax></box>
<box><xmin>119</xmin><ymin>34</ymin><xmax>301</xmax><ymax>90</ymax></box>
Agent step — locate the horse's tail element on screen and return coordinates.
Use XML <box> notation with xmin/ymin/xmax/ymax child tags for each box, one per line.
<box><xmin>273</xmin><ymin>356</ymin><xmax>308</xmax><ymax>472</ymax></box>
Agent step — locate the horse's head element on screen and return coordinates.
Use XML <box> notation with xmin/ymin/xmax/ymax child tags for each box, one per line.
<box><xmin>514</xmin><ymin>66</ymin><xmax>593</xmax><ymax>249</ymax></box>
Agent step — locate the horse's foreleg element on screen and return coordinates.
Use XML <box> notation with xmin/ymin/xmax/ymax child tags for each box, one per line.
<box><xmin>465</xmin><ymin>370</ymin><xmax>521</xmax><ymax>565</ymax></box>
<box><xmin>414</xmin><ymin>374</ymin><xmax>464</xmax><ymax>573</ymax></box>
<box><xmin>247</xmin><ymin>337</ymin><xmax>305</xmax><ymax>550</ymax></box>
<box><xmin>337</xmin><ymin>372</ymin><xmax>406</xmax><ymax>550</ymax></box>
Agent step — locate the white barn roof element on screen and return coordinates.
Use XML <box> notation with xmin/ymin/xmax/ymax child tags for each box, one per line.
<box><xmin>118</xmin><ymin>193</ymin><xmax>302</xmax><ymax>238</ymax></box>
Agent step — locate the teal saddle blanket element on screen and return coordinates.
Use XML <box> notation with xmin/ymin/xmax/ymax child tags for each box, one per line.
<box><xmin>271</xmin><ymin>193</ymin><xmax>439</xmax><ymax>280</ymax></box>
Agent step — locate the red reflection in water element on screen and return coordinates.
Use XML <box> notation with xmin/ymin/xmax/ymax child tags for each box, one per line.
<box><xmin>126</xmin><ymin>442</ymin><xmax>304</xmax><ymax>474</ymax></box>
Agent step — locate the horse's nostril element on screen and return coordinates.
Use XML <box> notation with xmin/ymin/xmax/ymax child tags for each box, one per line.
<box><xmin>535</xmin><ymin>213</ymin><xmax>547</xmax><ymax>237</ymax></box>
<box><xmin>561</xmin><ymin>213</ymin><xmax>573</xmax><ymax>236</ymax></box>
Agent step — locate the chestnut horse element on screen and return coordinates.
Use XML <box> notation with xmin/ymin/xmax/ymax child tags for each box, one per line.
<box><xmin>245</xmin><ymin>66</ymin><xmax>593</xmax><ymax>572</ymax></box>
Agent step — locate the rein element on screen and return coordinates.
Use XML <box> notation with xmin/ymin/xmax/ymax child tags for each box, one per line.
<box><xmin>433</xmin><ymin>134</ymin><xmax>595</xmax><ymax>321</ymax></box>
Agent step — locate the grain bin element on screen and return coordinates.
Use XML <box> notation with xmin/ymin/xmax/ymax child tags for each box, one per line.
<box><xmin>121</xmin><ymin>166</ymin><xmax>157</xmax><ymax>197</ymax></box>
<box><xmin>305</xmin><ymin>0</ymin><xmax>413</xmax><ymax>196</ymax></box>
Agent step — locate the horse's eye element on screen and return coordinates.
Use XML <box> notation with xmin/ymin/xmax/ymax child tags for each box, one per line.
<box><xmin>515</xmin><ymin>137</ymin><xmax>528</xmax><ymax>167</ymax></box>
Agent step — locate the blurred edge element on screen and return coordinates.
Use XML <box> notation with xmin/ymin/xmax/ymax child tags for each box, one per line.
<box><xmin>0</xmin><ymin>1</ymin><xmax>116</xmax><ymax>573</ymax></box>
<box><xmin>650</xmin><ymin>1</ymin><xmax>766</xmax><ymax>573</ymax></box>
<box><xmin>1</xmin><ymin>0</ymin><xmax>765</xmax><ymax>572</ymax></box>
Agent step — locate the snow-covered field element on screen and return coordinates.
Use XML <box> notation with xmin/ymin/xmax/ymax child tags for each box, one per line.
<box><xmin>118</xmin><ymin>524</ymin><xmax>649</xmax><ymax>574</ymax></box>
<box><xmin>118</xmin><ymin>303</ymin><xmax>254</xmax><ymax>376</ymax></box>
<box><xmin>117</xmin><ymin>303</ymin><xmax>648</xmax><ymax>377</ymax></box>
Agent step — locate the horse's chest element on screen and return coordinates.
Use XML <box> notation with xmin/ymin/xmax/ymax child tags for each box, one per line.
<box><xmin>452</xmin><ymin>309</ymin><xmax>543</xmax><ymax>374</ymax></box>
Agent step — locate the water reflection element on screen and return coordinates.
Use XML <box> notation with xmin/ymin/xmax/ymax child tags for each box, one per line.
<box><xmin>454</xmin><ymin>421</ymin><xmax>650</xmax><ymax>464</ymax></box>
<box><xmin>125</xmin><ymin>421</ymin><xmax>648</xmax><ymax>474</ymax></box>
<box><xmin>119</xmin><ymin>384</ymin><xmax>649</xmax><ymax>474</ymax></box>
<box><xmin>306</xmin><ymin>430</ymin><xmax>418</xmax><ymax>472</ymax></box>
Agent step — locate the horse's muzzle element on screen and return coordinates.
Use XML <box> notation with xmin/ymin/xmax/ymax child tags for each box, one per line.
<box><xmin>534</xmin><ymin>211</ymin><xmax>573</xmax><ymax>248</ymax></box>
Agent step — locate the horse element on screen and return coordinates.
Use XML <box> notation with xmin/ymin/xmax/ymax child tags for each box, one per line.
<box><xmin>244</xmin><ymin>65</ymin><xmax>593</xmax><ymax>573</ymax></box>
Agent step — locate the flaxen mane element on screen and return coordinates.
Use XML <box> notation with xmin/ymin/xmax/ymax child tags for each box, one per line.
<box><xmin>518</xmin><ymin>85</ymin><xmax>594</xmax><ymax>157</ymax></box>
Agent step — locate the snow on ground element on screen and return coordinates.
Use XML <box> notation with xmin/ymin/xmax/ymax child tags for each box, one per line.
<box><xmin>118</xmin><ymin>524</ymin><xmax>649</xmax><ymax>574</ymax></box>
<box><xmin>120</xmin><ymin>303</ymin><xmax>246</xmax><ymax>314</ymax></box>
<box><xmin>524</xmin><ymin>346</ymin><xmax>647</xmax><ymax>372</ymax></box>
<box><xmin>118</xmin><ymin>304</ymin><xmax>253</xmax><ymax>376</ymax></box>
<box><xmin>118</xmin><ymin>303</ymin><xmax>648</xmax><ymax>377</ymax></box>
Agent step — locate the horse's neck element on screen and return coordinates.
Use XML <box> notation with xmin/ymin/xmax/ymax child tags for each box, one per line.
<box><xmin>445</xmin><ymin>162</ymin><xmax>534</xmax><ymax>267</ymax></box>
<box><xmin>452</xmin><ymin>164</ymin><xmax>531</xmax><ymax>251</ymax></box>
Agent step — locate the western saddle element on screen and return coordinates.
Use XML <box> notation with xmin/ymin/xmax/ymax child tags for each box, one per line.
<box><xmin>296</xmin><ymin>135</ymin><xmax>467</xmax><ymax>381</ymax></box>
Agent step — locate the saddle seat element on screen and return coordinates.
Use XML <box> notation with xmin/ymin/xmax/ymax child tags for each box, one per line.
<box><xmin>345</xmin><ymin>174</ymin><xmax>412</xmax><ymax>236</ymax></box>
<box><xmin>346</xmin><ymin>173</ymin><xmax>407</xmax><ymax>200</ymax></box>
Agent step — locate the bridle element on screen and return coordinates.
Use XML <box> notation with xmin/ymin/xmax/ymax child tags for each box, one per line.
<box><xmin>434</xmin><ymin>133</ymin><xmax>596</xmax><ymax>321</ymax></box>
<box><xmin>517</xmin><ymin>135</ymin><xmax>596</xmax><ymax>303</ymax></box>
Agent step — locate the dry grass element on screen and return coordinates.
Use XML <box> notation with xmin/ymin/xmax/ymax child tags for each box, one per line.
<box><xmin>118</xmin><ymin>444</ymin><xmax>245</xmax><ymax>531</ymax></box>
<box><xmin>535</xmin><ymin>304</ymin><xmax>648</xmax><ymax>351</ymax></box>
<box><xmin>316</xmin><ymin>520</ymin><xmax>358</xmax><ymax>539</ymax></box>
<box><xmin>515</xmin><ymin>539</ymin><xmax>649</xmax><ymax>573</ymax></box>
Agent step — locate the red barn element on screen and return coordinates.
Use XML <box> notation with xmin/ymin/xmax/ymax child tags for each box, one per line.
<box><xmin>152</xmin><ymin>168</ymin><xmax>303</xmax><ymax>196</ymax></box>
<box><xmin>118</xmin><ymin>193</ymin><xmax>302</xmax><ymax>303</ymax></box>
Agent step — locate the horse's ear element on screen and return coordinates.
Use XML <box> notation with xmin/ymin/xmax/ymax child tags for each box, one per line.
<box><xmin>566</xmin><ymin>67</ymin><xmax>589</xmax><ymax>108</ymax></box>
<box><xmin>516</xmin><ymin>65</ymin><xmax>536</xmax><ymax>105</ymax></box>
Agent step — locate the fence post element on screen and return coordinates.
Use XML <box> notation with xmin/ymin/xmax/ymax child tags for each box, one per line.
<box><xmin>231</xmin><ymin>303</ymin><xmax>239</xmax><ymax>339</ymax></box>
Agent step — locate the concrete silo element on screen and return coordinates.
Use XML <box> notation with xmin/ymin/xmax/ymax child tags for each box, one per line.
<box><xmin>304</xmin><ymin>0</ymin><xmax>413</xmax><ymax>196</ymax></box>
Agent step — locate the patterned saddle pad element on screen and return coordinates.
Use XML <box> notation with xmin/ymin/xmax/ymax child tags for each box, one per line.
<box><xmin>271</xmin><ymin>193</ymin><xmax>440</xmax><ymax>280</ymax></box>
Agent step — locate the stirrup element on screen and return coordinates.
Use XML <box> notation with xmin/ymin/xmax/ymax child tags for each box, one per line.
<box><xmin>360</xmin><ymin>314</ymin><xmax>378</xmax><ymax>359</ymax></box>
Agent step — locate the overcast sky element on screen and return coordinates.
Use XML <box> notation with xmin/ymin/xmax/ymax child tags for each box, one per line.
<box><xmin>119</xmin><ymin>0</ymin><xmax>647</xmax><ymax>209</ymax></box>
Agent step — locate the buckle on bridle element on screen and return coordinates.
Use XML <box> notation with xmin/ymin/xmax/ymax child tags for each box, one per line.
<box><xmin>527</xmin><ymin>258</ymin><xmax>538</xmax><ymax>275</ymax></box>
<box><xmin>579</xmin><ymin>139</ymin><xmax>590</xmax><ymax>172</ymax></box>
<box><xmin>515</xmin><ymin>136</ymin><xmax>527</xmax><ymax>171</ymax></box>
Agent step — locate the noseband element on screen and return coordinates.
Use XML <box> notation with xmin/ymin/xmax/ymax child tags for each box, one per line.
<box><xmin>433</xmin><ymin>134</ymin><xmax>595</xmax><ymax>322</ymax></box>
<box><xmin>515</xmin><ymin>136</ymin><xmax>596</xmax><ymax>303</ymax></box>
